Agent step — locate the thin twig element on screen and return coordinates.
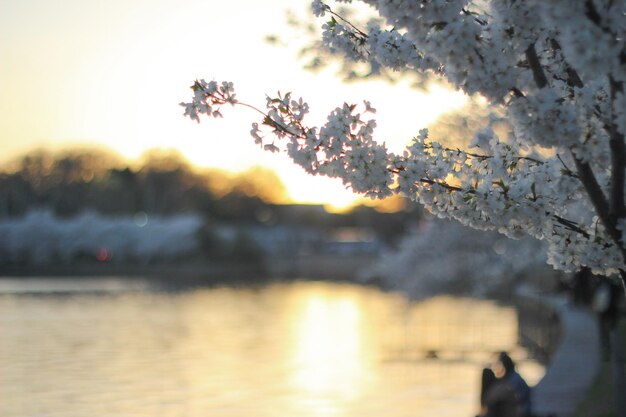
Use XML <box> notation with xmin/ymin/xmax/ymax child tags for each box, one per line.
<box><xmin>327</xmin><ymin>9</ymin><xmax>368</xmax><ymax>38</ymax></box>
<box><xmin>553</xmin><ymin>214</ymin><xmax>591</xmax><ymax>238</ymax></box>
<box><xmin>556</xmin><ymin>154</ymin><xmax>577</xmax><ymax>176</ymax></box>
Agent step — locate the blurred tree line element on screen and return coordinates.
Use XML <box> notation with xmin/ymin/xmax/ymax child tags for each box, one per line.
<box><xmin>0</xmin><ymin>148</ymin><xmax>284</xmax><ymax>219</ymax></box>
<box><xmin>0</xmin><ymin>148</ymin><xmax>420</xmax><ymax>245</ymax></box>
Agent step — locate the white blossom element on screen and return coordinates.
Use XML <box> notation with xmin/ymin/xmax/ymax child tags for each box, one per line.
<box><xmin>312</xmin><ymin>0</ymin><xmax>329</xmax><ymax>17</ymax></box>
<box><xmin>182</xmin><ymin>0</ymin><xmax>626</xmax><ymax>280</ymax></box>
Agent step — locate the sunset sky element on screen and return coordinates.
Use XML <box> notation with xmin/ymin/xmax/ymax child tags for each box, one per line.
<box><xmin>0</xmin><ymin>0</ymin><xmax>467</xmax><ymax>209</ymax></box>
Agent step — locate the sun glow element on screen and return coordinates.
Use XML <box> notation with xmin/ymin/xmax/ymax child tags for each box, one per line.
<box><xmin>287</xmin><ymin>288</ymin><xmax>375</xmax><ymax>417</ymax></box>
<box><xmin>291</xmin><ymin>297</ymin><xmax>363</xmax><ymax>394</ymax></box>
<box><xmin>0</xmin><ymin>0</ymin><xmax>467</xmax><ymax>209</ymax></box>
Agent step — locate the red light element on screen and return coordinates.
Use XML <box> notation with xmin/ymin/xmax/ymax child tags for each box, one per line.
<box><xmin>97</xmin><ymin>248</ymin><xmax>112</xmax><ymax>262</ymax></box>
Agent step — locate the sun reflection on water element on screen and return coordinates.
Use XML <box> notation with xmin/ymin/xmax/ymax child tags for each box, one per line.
<box><xmin>290</xmin><ymin>295</ymin><xmax>368</xmax><ymax>411</ymax></box>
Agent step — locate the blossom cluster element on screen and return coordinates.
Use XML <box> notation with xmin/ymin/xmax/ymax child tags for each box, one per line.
<box><xmin>181</xmin><ymin>80</ymin><xmax>236</xmax><ymax>122</ymax></box>
<box><xmin>182</xmin><ymin>1</ymin><xmax>626</xmax><ymax>278</ymax></box>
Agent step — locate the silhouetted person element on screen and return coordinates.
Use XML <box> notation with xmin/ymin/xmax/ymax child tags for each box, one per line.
<box><xmin>495</xmin><ymin>352</ymin><xmax>531</xmax><ymax>417</ymax></box>
<box><xmin>477</xmin><ymin>367</ymin><xmax>520</xmax><ymax>417</ymax></box>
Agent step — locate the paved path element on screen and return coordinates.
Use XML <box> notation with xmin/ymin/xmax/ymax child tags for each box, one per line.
<box><xmin>519</xmin><ymin>291</ymin><xmax>600</xmax><ymax>417</ymax></box>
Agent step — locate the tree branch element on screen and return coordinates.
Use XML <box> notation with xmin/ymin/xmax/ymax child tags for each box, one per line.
<box><xmin>572</xmin><ymin>153</ymin><xmax>624</xmax><ymax>249</ymax></box>
<box><xmin>609</xmin><ymin>76</ymin><xmax>626</xmax><ymax>224</ymax></box>
<box><xmin>553</xmin><ymin>214</ymin><xmax>591</xmax><ymax>238</ymax></box>
<box><xmin>326</xmin><ymin>8</ymin><xmax>368</xmax><ymax>38</ymax></box>
<box><xmin>584</xmin><ymin>0</ymin><xmax>615</xmax><ymax>36</ymax></box>
<box><xmin>572</xmin><ymin>154</ymin><xmax>610</xmax><ymax>221</ymax></box>
<box><xmin>584</xmin><ymin>0</ymin><xmax>603</xmax><ymax>27</ymax></box>
<box><xmin>418</xmin><ymin>177</ymin><xmax>463</xmax><ymax>192</ymax></box>
<box><xmin>549</xmin><ymin>39</ymin><xmax>584</xmax><ymax>88</ymax></box>
<box><xmin>525</xmin><ymin>43</ymin><xmax>548</xmax><ymax>89</ymax></box>
<box><xmin>539</xmin><ymin>39</ymin><xmax>626</xmax><ymax>267</ymax></box>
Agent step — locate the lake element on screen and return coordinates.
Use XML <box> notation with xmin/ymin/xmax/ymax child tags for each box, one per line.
<box><xmin>0</xmin><ymin>279</ymin><xmax>544</xmax><ymax>417</ymax></box>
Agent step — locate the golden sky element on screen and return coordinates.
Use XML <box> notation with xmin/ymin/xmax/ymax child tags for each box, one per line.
<box><xmin>0</xmin><ymin>0</ymin><xmax>466</xmax><ymax>210</ymax></box>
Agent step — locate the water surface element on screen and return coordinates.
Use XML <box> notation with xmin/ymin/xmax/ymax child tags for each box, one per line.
<box><xmin>0</xmin><ymin>279</ymin><xmax>544</xmax><ymax>417</ymax></box>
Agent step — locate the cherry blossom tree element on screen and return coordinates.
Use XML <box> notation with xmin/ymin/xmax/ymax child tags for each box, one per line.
<box><xmin>360</xmin><ymin>217</ymin><xmax>551</xmax><ymax>299</ymax></box>
<box><xmin>182</xmin><ymin>1</ymin><xmax>626</xmax><ymax>292</ymax></box>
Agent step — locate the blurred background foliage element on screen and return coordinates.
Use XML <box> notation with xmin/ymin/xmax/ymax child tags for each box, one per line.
<box><xmin>0</xmin><ymin>147</ymin><xmax>423</xmax><ymax>257</ymax></box>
